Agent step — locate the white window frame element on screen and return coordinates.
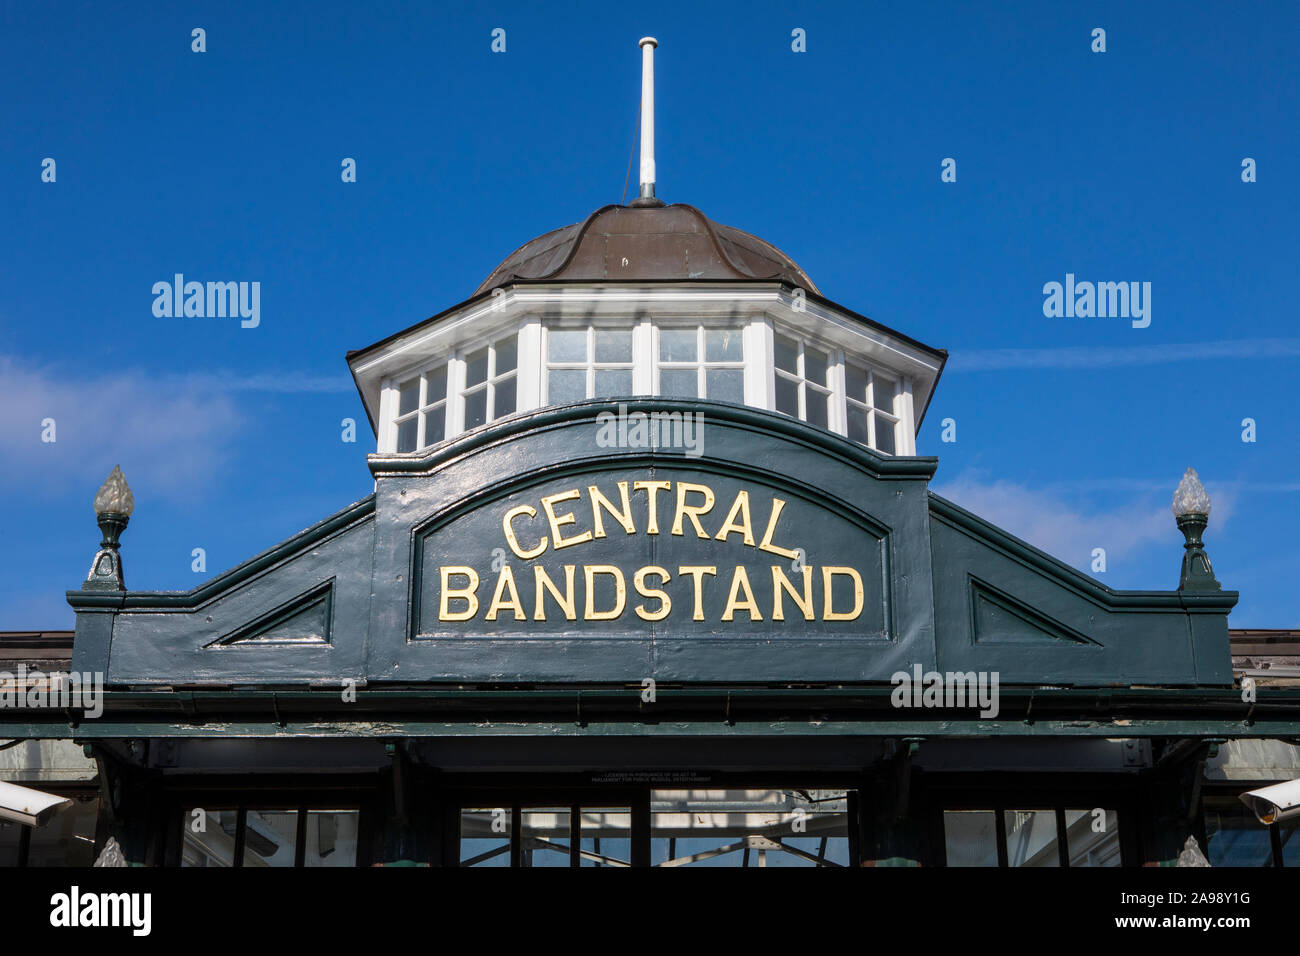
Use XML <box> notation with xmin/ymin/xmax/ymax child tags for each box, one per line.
<box><xmin>458</xmin><ymin>335</ymin><xmax>520</xmax><ymax>433</ymax></box>
<box><xmin>845</xmin><ymin>361</ymin><xmax>901</xmax><ymax>454</ymax></box>
<box><xmin>541</xmin><ymin>323</ymin><xmax>638</xmax><ymax>402</ymax></box>
<box><xmin>389</xmin><ymin>359</ymin><xmax>451</xmax><ymax>454</ymax></box>
<box><xmin>772</xmin><ymin>331</ymin><xmax>836</xmax><ymax>430</ymax></box>
<box><xmin>653</xmin><ymin>323</ymin><xmax>747</xmax><ymax>402</ymax></box>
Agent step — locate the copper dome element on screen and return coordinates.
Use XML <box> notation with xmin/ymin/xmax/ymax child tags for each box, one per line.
<box><xmin>474</xmin><ymin>203</ymin><xmax>819</xmax><ymax>296</ymax></box>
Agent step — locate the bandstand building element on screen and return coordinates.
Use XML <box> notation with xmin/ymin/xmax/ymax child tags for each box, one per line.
<box><xmin>2</xmin><ymin>39</ymin><xmax>1298</xmax><ymax>871</ymax></box>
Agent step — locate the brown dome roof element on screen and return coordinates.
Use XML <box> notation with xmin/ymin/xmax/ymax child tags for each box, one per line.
<box><xmin>473</xmin><ymin>203</ymin><xmax>819</xmax><ymax>296</ymax></box>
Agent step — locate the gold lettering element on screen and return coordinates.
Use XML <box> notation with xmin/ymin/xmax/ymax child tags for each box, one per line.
<box><xmin>589</xmin><ymin>481</ymin><xmax>635</xmax><ymax>538</ymax></box>
<box><xmin>758</xmin><ymin>497</ymin><xmax>800</xmax><ymax>560</ymax></box>
<box><xmin>822</xmin><ymin>566</ymin><xmax>865</xmax><ymax>621</ymax></box>
<box><xmin>714</xmin><ymin>490</ymin><xmax>756</xmax><ymax>546</ymax></box>
<box><xmin>672</xmin><ymin>482</ymin><xmax>715</xmax><ymax>538</ymax></box>
<box><xmin>584</xmin><ymin>565</ymin><xmax>626</xmax><ymax>620</ymax></box>
<box><xmin>438</xmin><ymin>566</ymin><xmax>480</xmax><ymax>621</ymax></box>
<box><xmin>771</xmin><ymin>565</ymin><xmax>814</xmax><ymax>621</ymax></box>
<box><xmin>633</xmin><ymin>480</ymin><xmax>671</xmax><ymax>534</ymax></box>
<box><xmin>484</xmin><ymin>565</ymin><xmax>526</xmax><ymax>621</ymax></box>
<box><xmin>633</xmin><ymin>566</ymin><xmax>672</xmax><ymax>621</ymax></box>
<box><xmin>534</xmin><ymin>565</ymin><xmax>577</xmax><ymax>621</ymax></box>
<box><xmin>677</xmin><ymin>566</ymin><xmax>717</xmax><ymax>621</ymax></box>
<box><xmin>502</xmin><ymin>504</ymin><xmax>547</xmax><ymax>560</ymax></box>
<box><xmin>541</xmin><ymin>489</ymin><xmax>593</xmax><ymax>550</ymax></box>
<box><xmin>721</xmin><ymin>566</ymin><xmax>763</xmax><ymax>621</ymax></box>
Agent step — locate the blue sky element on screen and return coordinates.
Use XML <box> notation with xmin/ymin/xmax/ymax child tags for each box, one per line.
<box><xmin>1</xmin><ymin>0</ymin><xmax>1296</xmax><ymax>629</ymax></box>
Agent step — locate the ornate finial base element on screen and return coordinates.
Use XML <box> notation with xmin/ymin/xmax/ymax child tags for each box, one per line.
<box><xmin>83</xmin><ymin>511</ymin><xmax>129</xmax><ymax>591</ymax></box>
<box><xmin>1176</xmin><ymin>513</ymin><xmax>1221</xmax><ymax>591</ymax></box>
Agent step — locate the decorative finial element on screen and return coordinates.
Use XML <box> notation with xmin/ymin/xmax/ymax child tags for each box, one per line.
<box><xmin>83</xmin><ymin>466</ymin><xmax>133</xmax><ymax>591</ymax></box>
<box><xmin>631</xmin><ymin>37</ymin><xmax>665</xmax><ymax>208</ymax></box>
<box><xmin>1171</xmin><ymin>467</ymin><xmax>1211</xmax><ymax>518</ymax></box>
<box><xmin>94</xmin><ymin>465</ymin><xmax>135</xmax><ymax>517</ymax></box>
<box><xmin>1171</xmin><ymin>467</ymin><xmax>1220</xmax><ymax>591</ymax></box>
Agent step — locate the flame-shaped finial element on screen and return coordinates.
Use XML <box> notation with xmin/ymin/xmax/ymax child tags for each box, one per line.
<box><xmin>1171</xmin><ymin>467</ymin><xmax>1211</xmax><ymax>518</ymax></box>
<box><xmin>93</xmin><ymin>465</ymin><xmax>135</xmax><ymax>517</ymax></box>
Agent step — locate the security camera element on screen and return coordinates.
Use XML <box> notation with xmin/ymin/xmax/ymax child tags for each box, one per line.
<box><xmin>1239</xmin><ymin>778</ymin><xmax>1300</xmax><ymax>825</ymax></box>
<box><xmin>0</xmin><ymin>780</ymin><xmax>74</xmax><ymax>827</ymax></box>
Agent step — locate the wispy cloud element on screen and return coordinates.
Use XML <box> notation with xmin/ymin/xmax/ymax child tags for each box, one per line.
<box><xmin>948</xmin><ymin>338</ymin><xmax>1300</xmax><ymax>372</ymax></box>
<box><xmin>932</xmin><ymin>471</ymin><xmax>1236</xmax><ymax>574</ymax></box>
<box><xmin>0</xmin><ymin>356</ymin><xmax>283</xmax><ymax>500</ymax></box>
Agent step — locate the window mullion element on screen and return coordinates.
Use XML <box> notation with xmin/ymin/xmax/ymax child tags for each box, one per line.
<box><xmin>447</xmin><ymin>355</ymin><xmax>467</xmax><ymax>436</ymax></box>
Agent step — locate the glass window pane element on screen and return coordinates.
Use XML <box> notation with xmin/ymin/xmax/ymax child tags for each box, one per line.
<box><xmin>595</xmin><ymin>368</ymin><xmax>633</xmax><ymax>395</ymax></box>
<box><xmin>874</xmin><ymin>414</ymin><xmax>896</xmax><ymax>454</ymax></box>
<box><xmin>465</xmin><ymin>347</ymin><xmax>489</xmax><ymax>387</ymax></box>
<box><xmin>460</xmin><ymin>808</ymin><xmax>511</xmax><ymax>867</ymax></box>
<box><xmin>774</xmin><ymin>335</ymin><xmax>799</xmax><ymax>374</ymax></box>
<box><xmin>594</xmin><ymin>329</ymin><xmax>633</xmax><ymax>363</ymax></box>
<box><xmin>0</xmin><ymin>818</ymin><xmax>23</xmax><ymax>866</ymax></box>
<box><xmin>872</xmin><ymin>376</ymin><xmax>896</xmax><ymax>413</ymax></box>
<box><xmin>425</xmin><ymin>365</ymin><xmax>447</xmax><ymax>404</ymax></box>
<box><xmin>775</xmin><ymin>376</ymin><xmax>799</xmax><ymax>417</ymax></box>
<box><xmin>1004</xmin><ymin>810</ymin><xmax>1059</xmax><ymax>867</ymax></box>
<box><xmin>423</xmin><ymin>408</ymin><xmax>445</xmax><ymax>445</ymax></box>
<box><xmin>242</xmin><ymin>810</ymin><xmax>298</xmax><ymax>867</ymax></box>
<box><xmin>944</xmin><ymin>810</ymin><xmax>999</xmax><ymax>867</ymax></box>
<box><xmin>26</xmin><ymin>794</ymin><xmax>98</xmax><ymax>866</ymax></box>
<box><xmin>651</xmin><ymin>789</ymin><xmax>849</xmax><ymax>868</ymax></box>
<box><xmin>495</xmin><ymin>336</ymin><xmax>518</xmax><ymax>374</ymax></box>
<box><xmin>181</xmin><ymin>809</ymin><xmax>240</xmax><ymax>868</ymax></box>
<box><xmin>548</xmin><ymin>368</ymin><xmax>587</xmax><ymax>404</ymax></box>
<box><xmin>303</xmin><ymin>810</ymin><xmax>358</xmax><ymax>867</ymax></box>
<box><xmin>846</xmin><ymin>364</ymin><xmax>868</xmax><ymax>403</ymax></box>
<box><xmin>494</xmin><ymin>376</ymin><xmax>517</xmax><ymax>418</ymax></box>
<box><xmin>1064</xmin><ymin>809</ymin><xmax>1120</xmax><ymax>867</ymax></box>
<box><xmin>464</xmin><ymin>389</ymin><xmax>488</xmax><ymax>430</ymax></box>
<box><xmin>521</xmin><ymin>808</ymin><xmax>570</xmax><ymax>868</ymax></box>
<box><xmin>705</xmin><ymin>368</ymin><xmax>744</xmax><ymax>404</ymax></box>
<box><xmin>847</xmin><ymin>405</ymin><xmax>870</xmax><ymax>445</ymax></box>
<box><xmin>548</xmin><ymin>328</ymin><xmax>587</xmax><ymax>363</ymax></box>
<box><xmin>658</xmin><ymin>329</ymin><xmax>696</xmax><ymax>363</ymax></box>
<box><xmin>396</xmin><ymin>418</ymin><xmax>418</xmax><ymax>453</ymax></box>
<box><xmin>705</xmin><ymin>328</ymin><xmax>743</xmax><ymax>362</ymax></box>
<box><xmin>806</xmin><ymin>389</ymin><xmax>829</xmax><ymax>428</ymax></box>
<box><xmin>1205</xmin><ymin>802</ymin><xmax>1275</xmax><ymax>866</ymax></box>
<box><xmin>398</xmin><ymin>378</ymin><xmax>420</xmax><ymax>416</ymax></box>
<box><xmin>804</xmin><ymin>346</ymin><xmax>828</xmax><ymax>386</ymax></box>
<box><xmin>580</xmin><ymin>808</ymin><xmax>631</xmax><ymax>867</ymax></box>
<box><xmin>659</xmin><ymin>368</ymin><xmax>698</xmax><ymax>399</ymax></box>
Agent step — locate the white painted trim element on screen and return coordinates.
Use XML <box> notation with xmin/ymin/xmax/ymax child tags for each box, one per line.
<box><xmin>898</xmin><ymin>376</ymin><xmax>917</xmax><ymax>456</ymax></box>
<box><xmin>633</xmin><ymin>315</ymin><xmax>654</xmax><ymax>395</ymax></box>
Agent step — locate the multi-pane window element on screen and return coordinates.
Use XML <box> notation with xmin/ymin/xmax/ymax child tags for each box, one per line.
<box><xmin>845</xmin><ymin>362</ymin><xmax>899</xmax><ymax>455</ymax></box>
<box><xmin>459</xmin><ymin>803</ymin><xmax>633</xmax><ymax>867</ymax></box>
<box><xmin>461</xmin><ymin>335</ymin><xmax>518</xmax><ymax>431</ymax></box>
<box><xmin>545</xmin><ymin>326</ymin><xmax>635</xmax><ymax>403</ymax></box>
<box><xmin>394</xmin><ymin>363</ymin><xmax>448</xmax><ymax>453</ymax></box>
<box><xmin>943</xmin><ymin>807</ymin><xmax>1120</xmax><ymax>867</ymax></box>
<box><xmin>657</xmin><ymin>326</ymin><xmax>745</xmax><ymax>403</ymax></box>
<box><xmin>387</xmin><ymin>322</ymin><xmax>908</xmax><ymax>455</ymax></box>
<box><xmin>773</xmin><ymin>334</ymin><xmax>832</xmax><ymax>429</ymax></box>
<box><xmin>180</xmin><ymin>806</ymin><xmax>360</xmax><ymax>868</ymax></box>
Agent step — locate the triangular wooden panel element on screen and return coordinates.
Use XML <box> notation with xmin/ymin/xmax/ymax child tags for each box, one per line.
<box><xmin>208</xmin><ymin>580</ymin><xmax>334</xmax><ymax>647</ymax></box>
<box><xmin>970</xmin><ymin>577</ymin><xmax>1099</xmax><ymax>647</ymax></box>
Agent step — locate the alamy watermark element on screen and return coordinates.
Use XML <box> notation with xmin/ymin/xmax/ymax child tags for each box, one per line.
<box><xmin>596</xmin><ymin>403</ymin><xmax>705</xmax><ymax>457</ymax></box>
<box><xmin>890</xmin><ymin>664</ymin><xmax>1000</xmax><ymax>719</ymax></box>
<box><xmin>152</xmin><ymin>274</ymin><xmax>260</xmax><ymax>328</ymax></box>
<box><xmin>0</xmin><ymin>665</ymin><xmax>104</xmax><ymax>719</ymax></box>
<box><xmin>1042</xmin><ymin>273</ymin><xmax>1150</xmax><ymax>328</ymax></box>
